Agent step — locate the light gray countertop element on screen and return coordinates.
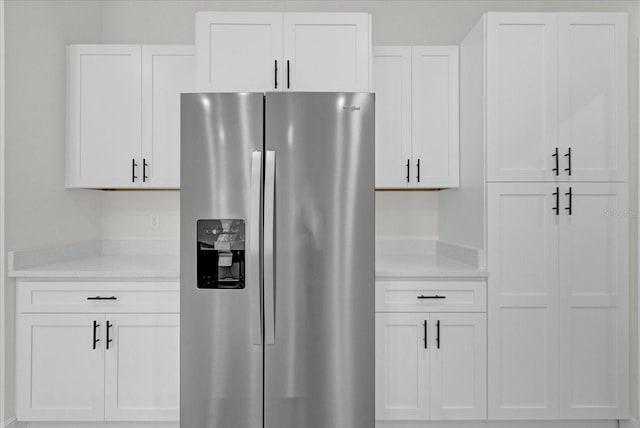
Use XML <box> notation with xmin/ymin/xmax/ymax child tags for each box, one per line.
<box><xmin>9</xmin><ymin>239</ymin><xmax>486</xmax><ymax>280</ymax></box>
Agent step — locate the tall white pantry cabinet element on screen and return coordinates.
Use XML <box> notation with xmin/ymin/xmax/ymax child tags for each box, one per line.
<box><xmin>440</xmin><ymin>11</ymin><xmax>629</xmax><ymax>421</ymax></box>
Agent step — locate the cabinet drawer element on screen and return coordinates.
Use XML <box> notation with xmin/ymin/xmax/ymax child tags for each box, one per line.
<box><xmin>17</xmin><ymin>281</ymin><xmax>179</xmax><ymax>313</ymax></box>
<box><xmin>376</xmin><ymin>279</ymin><xmax>486</xmax><ymax>312</ymax></box>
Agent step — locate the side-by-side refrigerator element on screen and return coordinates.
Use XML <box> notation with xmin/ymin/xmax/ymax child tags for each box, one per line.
<box><xmin>180</xmin><ymin>92</ymin><xmax>374</xmax><ymax>428</ymax></box>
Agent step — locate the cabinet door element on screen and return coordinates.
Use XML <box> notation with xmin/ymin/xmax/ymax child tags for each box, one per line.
<box><xmin>16</xmin><ymin>314</ymin><xmax>105</xmax><ymax>421</ymax></box>
<box><xmin>142</xmin><ymin>45</ymin><xmax>195</xmax><ymax>189</ymax></box>
<box><xmin>487</xmin><ymin>183</ymin><xmax>559</xmax><ymax>419</ymax></box>
<box><xmin>376</xmin><ymin>313</ymin><xmax>430</xmax><ymax>420</ymax></box>
<box><xmin>430</xmin><ymin>313</ymin><xmax>486</xmax><ymax>420</ymax></box>
<box><xmin>104</xmin><ymin>314</ymin><xmax>180</xmax><ymax>421</ymax></box>
<box><xmin>373</xmin><ymin>47</ymin><xmax>412</xmax><ymax>189</ymax></box>
<box><xmin>283</xmin><ymin>13</ymin><xmax>369</xmax><ymax>92</ymax></box>
<box><xmin>486</xmin><ymin>14</ymin><xmax>559</xmax><ymax>182</ymax></box>
<box><xmin>558</xmin><ymin>183</ymin><xmax>628</xmax><ymax>419</ymax></box>
<box><xmin>558</xmin><ymin>14</ymin><xmax>628</xmax><ymax>182</ymax></box>
<box><xmin>195</xmin><ymin>12</ymin><xmax>282</xmax><ymax>92</ymax></box>
<box><xmin>67</xmin><ymin>45</ymin><xmax>142</xmax><ymax>188</ymax></box>
<box><xmin>411</xmin><ymin>46</ymin><xmax>459</xmax><ymax>188</ymax></box>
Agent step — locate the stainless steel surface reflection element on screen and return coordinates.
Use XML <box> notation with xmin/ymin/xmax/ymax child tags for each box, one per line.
<box><xmin>180</xmin><ymin>93</ymin><xmax>263</xmax><ymax>428</ymax></box>
<box><xmin>264</xmin><ymin>93</ymin><xmax>375</xmax><ymax>428</ymax></box>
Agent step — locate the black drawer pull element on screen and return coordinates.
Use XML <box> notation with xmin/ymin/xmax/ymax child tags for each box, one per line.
<box><xmin>87</xmin><ymin>296</ymin><xmax>118</xmax><ymax>301</ymax></box>
<box><xmin>92</xmin><ymin>320</ymin><xmax>100</xmax><ymax>350</ymax></box>
<box><xmin>106</xmin><ymin>320</ymin><xmax>113</xmax><ymax>350</ymax></box>
<box><xmin>417</xmin><ymin>295</ymin><xmax>446</xmax><ymax>299</ymax></box>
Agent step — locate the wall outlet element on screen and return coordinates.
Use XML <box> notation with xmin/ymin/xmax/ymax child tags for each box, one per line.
<box><xmin>150</xmin><ymin>213</ymin><xmax>160</xmax><ymax>229</ymax></box>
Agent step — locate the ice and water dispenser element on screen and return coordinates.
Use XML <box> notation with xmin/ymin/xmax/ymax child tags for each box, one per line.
<box><xmin>197</xmin><ymin>219</ymin><xmax>245</xmax><ymax>289</ymax></box>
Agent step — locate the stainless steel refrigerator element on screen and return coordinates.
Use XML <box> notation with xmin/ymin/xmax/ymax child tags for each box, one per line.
<box><xmin>180</xmin><ymin>92</ymin><xmax>374</xmax><ymax>428</ymax></box>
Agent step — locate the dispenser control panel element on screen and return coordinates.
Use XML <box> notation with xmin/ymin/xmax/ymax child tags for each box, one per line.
<box><xmin>197</xmin><ymin>219</ymin><xmax>245</xmax><ymax>289</ymax></box>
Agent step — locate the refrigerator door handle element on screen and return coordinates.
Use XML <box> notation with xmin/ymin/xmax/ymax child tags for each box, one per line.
<box><xmin>250</xmin><ymin>151</ymin><xmax>263</xmax><ymax>345</ymax></box>
<box><xmin>264</xmin><ymin>150</ymin><xmax>276</xmax><ymax>345</ymax></box>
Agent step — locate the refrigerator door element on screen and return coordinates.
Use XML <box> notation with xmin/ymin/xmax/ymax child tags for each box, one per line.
<box><xmin>180</xmin><ymin>93</ymin><xmax>264</xmax><ymax>428</ymax></box>
<box><xmin>264</xmin><ymin>92</ymin><xmax>375</xmax><ymax>428</ymax></box>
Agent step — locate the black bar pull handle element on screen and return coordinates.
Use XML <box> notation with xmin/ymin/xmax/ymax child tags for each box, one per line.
<box><xmin>565</xmin><ymin>186</ymin><xmax>572</xmax><ymax>215</ymax></box>
<box><xmin>132</xmin><ymin>158</ymin><xmax>137</xmax><ymax>182</ymax></box>
<box><xmin>106</xmin><ymin>321</ymin><xmax>113</xmax><ymax>350</ymax></box>
<box><xmin>406</xmin><ymin>159</ymin><xmax>410</xmax><ymax>183</ymax></box>
<box><xmin>436</xmin><ymin>320</ymin><xmax>441</xmax><ymax>349</ymax></box>
<box><xmin>417</xmin><ymin>294</ymin><xmax>446</xmax><ymax>299</ymax></box>
<box><xmin>552</xmin><ymin>147</ymin><xmax>559</xmax><ymax>176</ymax></box>
<box><xmin>564</xmin><ymin>147</ymin><xmax>572</xmax><ymax>176</ymax></box>
<box><xmin>92</xmin><ymin>320</ymin><xmax>100</xmax><ymax>350</ymax></box>
<box><xmin>143</xmin><ymin>159</ymin><xmax>149</xmax><ymax>182</ymax></box>
<box><xmin>87</xmin><ymin>296</ymin><xmax>117</xmax><ymax>301</ymax></box>
<box><xmin>416</xmin><ymin>159</ymin><xmax>421</xmax><ymax>183</ymax></box>
<box><xmin>553</xmin><ymin>187</ymin><xmax>560</xmax><ymax>215</ymax></box>
<box><xmin>286</xmin><ymin>60</ymin><xmax>290</xmax><ymax>89</ymax></box>
<box><xmin>423</xmin><ymin>320</ymin><xmax>428</xmax><ymax>349</ymax></box>
<box><xmin>274</xmin><ymin>60</ymin><xmax>278</xmax><ymax>89</ymax></box>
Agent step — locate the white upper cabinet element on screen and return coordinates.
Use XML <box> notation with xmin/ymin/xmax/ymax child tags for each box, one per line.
<box><xmin>412</xmin><ymin>46</ymin><xmax>459</xmax><ymax>188</ymax></box>
<box><xmin>558</xmin><ymin>14</ymin><xmax>628</xmax><ymax>182</ymax></box>
<box><xmin>67</xmin><ymin>45</ymin><xmax>142</xmax><ymax>189</ymax></box>
<box><xmin>486</xmin><ymin>14</ymin><xmax>559</xmax><ymax>182</ymax></box>
<box><xmin>142</xmin><ymin>45</ymin><xmax>195</xmax><ymax>188</ymax></box>
<box><xmin>195</xmin><ymin>12</ymin><xmax>283</xmax><ymax>92</ymax></box>
<box><xmin>196</xmin><ymin>12</ymin><xmax>370</xmax><ymax>92</ymax></box>
<box><xmin>373</xmin><ymin>47</ymin><xmax>412</xmax><ymax>188</ymax></box>
<box><xmin>373</xmin><ymin>46</ymin><xmax>459</xmax><ymax>189</ymax></box>
<box><xmin>283</xmin><ymin>13</ymin><xmax>370</xmax><ymax>92</ymax></box>
<box><xmin>486</xmin><ymin>13</ymin><xmax>627</xmax><ymax>182</ymax></box>
<box><xmin>67</xmin><ymin>44</ymin><xmax>195</xmax><ymax>189</ymax></box>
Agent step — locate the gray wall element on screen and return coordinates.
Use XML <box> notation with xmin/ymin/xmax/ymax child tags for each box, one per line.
<box><xmin>3</xmin><ymin>0</ymin><xmax>639</xmax><ymax>421</ymax></box>
<box><xmin>3</xmin><ymin>0</ymin><xmax>103</xmax><ymax>418</ymax></box>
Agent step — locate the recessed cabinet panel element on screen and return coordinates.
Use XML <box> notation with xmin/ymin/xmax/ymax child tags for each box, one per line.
<box><xmin>488</xmin><ymin>183</ymin><xmax>559</xmax><ymax>419</ymax></box>
<box><xmin>430</xmin><ymin>314</ymin><xmax>486</xmax><ymax>420</ymax></box>
<box><xmin>373</xmin><ymin>47</ymin><xmax>412</xmax><ymax>188</ymax></box>
<box><xmin>567</xmin><ymin>308</ymin><xmax>618</xmax><ymax>410</ymax></box>
<box><xmin>375</xmin><ymin>313</ymin><xmax>430</xmax><ymax>420</ymax></box>
<box><xmin>105</xmin><ymin>314</ymin><xmax>180</xmax><ymax>421</ymax></box>
<box><xmin>486</xmin><ymin>14</ymin><xmax>558</xmax><ymax>182</ymax></box>
<box><xmin>489</xmin><ymin>184</ymin><xmax>558</xmax><ymax>297</ymax></box>
<box><xmin>284</xmin><ymin>13</ymin><xmax>369</xmax><ymax>92</ymax></box>
<box><xmin>17</xmin><ymin>314</ymin><xmax>105</xmax><ymax>421</ymax></box>
<box><xmin>67</xmin><ymin>44</ymin><xmax>194</xmax><ymax>189</ymax></box>
<box><xmin>412</xmin><ymin>47</ymin><xmax>459</xmax><ymax>187</ymax></box>
<box><xmin>68</xmin><ymin>45</ymin><xmax>142</xmax><ymax>188</ymax></box>
<box><xmin>496</xmin><ymin>307</ymin><xmax>553</xmax><ymax>413</ymax></box>
<box><xmin>196</xmin><ymin>13</ymin><xmax>282</xmax><ymax>92</ymax></box>
<box><xmin>559</xmin><ymin>14</ymin><xmax>628</xmax><ymax>181</ymax></box>
<box><xmin>142</xmin><ymin>46</ymin><xmax>195</xmax><ymax>188</ymax></box>
<box><xmin>373</xmin><ymin>45</ymin><xmax>459</xmax><ymax>189</ymax></box>
<box><xmin>558</xmin><ymin>183</ymin><xmax>628</xmax><ymax>419</ymax></box>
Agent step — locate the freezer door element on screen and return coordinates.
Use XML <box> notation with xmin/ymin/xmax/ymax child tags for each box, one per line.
<box><xmin>180</xmin><ymin>93</ymin><xmax>264</xmax><ymax>428</ymax></box>
<box><xmin>264</xmin><ymin>92</ymin><xmax>375</xmax><ymax>428</ymax></box>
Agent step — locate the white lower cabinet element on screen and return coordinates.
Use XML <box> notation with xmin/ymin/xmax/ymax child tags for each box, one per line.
<box><xmin>376</xmin><ymin>312</ymin><xmax>486</xmax><ymax>421</ymax></box>
<box><xmin>17</xmin><ymin>314</ymin><xmax>106</xmax><ymax>421</ymax></box>
<box><xmin>16</xmin><ymin>281</ymin><xmax>180</xmax><ymax>423</ymax></box>
<box><xmin>104</xmin><ymin>314</ymin><xmax>180</xmax><ymax>421</ymax></box>
<box><xmin>488</xmin><ymin>182</ymin><xmax>629</xmax><ymax>419</ymax></box>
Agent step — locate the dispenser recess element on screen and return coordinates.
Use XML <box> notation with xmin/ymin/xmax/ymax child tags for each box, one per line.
<box><xmin>196</xmin><ymin>219</ymin><xmax>245</xmax><ymax>289</ymax></box>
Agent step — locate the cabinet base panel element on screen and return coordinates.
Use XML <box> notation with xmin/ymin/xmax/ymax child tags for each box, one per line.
<box><xmin>377</xmin><ymin>421</ymin><xmax>622</xmax><ymax>428</ymax></box>
<box><xmin>14</xmin><ymin>423</ymin><xmax>177</xmax><ymax>428</ymax></box>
